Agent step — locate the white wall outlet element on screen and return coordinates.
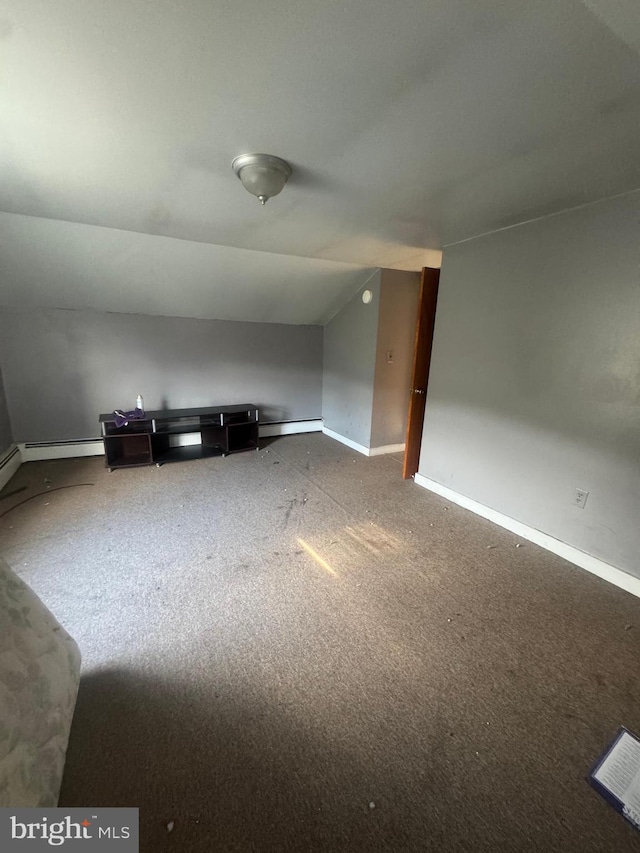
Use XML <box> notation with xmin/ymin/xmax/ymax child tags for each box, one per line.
<box><xmin>574</xmin><ymin>488</ymin><xmax>589</xmax><ymax>509</ymax></box>
<box><xmin>386</xmin><ymin>350</ymin><xmax>394</xmax><ymax>363</ymax></box>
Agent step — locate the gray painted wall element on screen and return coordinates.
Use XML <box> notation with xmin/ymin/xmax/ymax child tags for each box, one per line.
<box><xmin>0</xmin><ymin>308</ymin><xmax>323</xmax><ymax>442</ymax></box>
<box><xmin>322</xmin><ymin>274</ymin><xmax>381</xmax><ymax>448</ymax></box>
<box><xmin>0</xmin><ymin>365</ymin><xmax>13</xmax><ymax>454</ymax></box>
<box><xmin>371</xmin><ymin>270</ymin><xmax>419</xmax><ymax>448</ymax></box>
<box><xmin>419</xmin><ymin>191</ymin><xmax>640</xmax><ymax>577</ymax></box>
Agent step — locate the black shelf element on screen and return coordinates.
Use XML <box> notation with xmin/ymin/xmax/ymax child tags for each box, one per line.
<box><xmin>227</xmin><ymin>423</ymin><xmax>260</xmax><ymax>453</ymax></box>
<box><xmin>153</xmin><ymin>415</ymin><xmax>222</xmax><ymax>433</ymax></box>
<box><xmin>106</xmin><ymin>453</ymin><xmax>154</xmax><ymax>468</ymax></box>
<box><xmin>152</xmin><ymin>444</ymin><xmax>225</xmax><ymax>465</ymax></box>
<box><xmin>99</xmin><ymin>404</ymin><xmax>259</xmax><ymax>471</ymax></box>
<box><xmin>103</xmin><ymin>434</ymin><xmax>152</xmax><ymax>469</ymax></box>
<box><xmin>101</xmin><ymin>419</ymin><xmax>152</xmax><ymax>437</ymax></box>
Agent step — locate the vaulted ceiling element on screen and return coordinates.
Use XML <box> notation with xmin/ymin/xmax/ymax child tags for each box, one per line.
<box><xmin>1</xmin><ymin>0</ymin><xmax>639</xmax><ymax>323</ymax></box>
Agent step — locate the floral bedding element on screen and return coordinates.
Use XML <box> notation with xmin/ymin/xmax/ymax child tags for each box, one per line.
<box><xmin>0</xmin><ymin>558</ymin><xmax>80</xmax><ymax>806</ymax></box>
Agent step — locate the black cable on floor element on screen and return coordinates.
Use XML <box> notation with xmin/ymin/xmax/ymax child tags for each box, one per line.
<box><xmin>0</xmin><ymin>484</ymin><xmax>95</xmax><ymax>519</ymax></box>
<box><xmin>0</xmin><ymin>485</ymin><xmax>27</xmax><ymax>502</ymax></box>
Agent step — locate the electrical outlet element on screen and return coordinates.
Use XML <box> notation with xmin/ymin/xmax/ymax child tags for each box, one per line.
<box><xmin>574</xmin><ymin>488</ymin><xmax>589</xmax><ymax>509</ymax></box>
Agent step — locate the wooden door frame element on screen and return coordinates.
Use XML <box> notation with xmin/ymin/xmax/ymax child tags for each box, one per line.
<box><xmin>402</xmin><ymin>267</ymin><xmax>440</xmax><ymax>479</ymax></box>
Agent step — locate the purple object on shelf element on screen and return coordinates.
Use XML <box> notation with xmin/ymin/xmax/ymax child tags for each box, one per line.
<box><xmin>113</xmin><ymin>407</ymin><xmax>146</xmax><ymax>428</ymax></box>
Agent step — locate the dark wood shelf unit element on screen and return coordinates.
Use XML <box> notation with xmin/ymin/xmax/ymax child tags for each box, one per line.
<box><xmin>99</xmin><ymin>404</ymin><xmax>259</xmax><ymax>471</ymax></box>
<box><xmin>227</xmin><ymin>423</ymin><xmax>260</xmax><ymax>453</ymax></box>
<box><xmin>150</xmin><ymin>444</ymin><xmax>224</xmax><ymax>465</ymax></box>
<box><xmin>201</xmin><ymin>426</ymin><xmax>228</xmax><ymax>450</ymax></box>
<box><xmin>103</xmin><ymin>434</ymin><xmax>152</xmax><ymax>469</ymax></box>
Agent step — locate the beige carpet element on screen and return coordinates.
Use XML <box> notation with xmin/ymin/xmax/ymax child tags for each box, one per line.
<box><xmin>0</xmin><ymin>433</ymin><xmax>638</xmax><ymax>851</ymax></box>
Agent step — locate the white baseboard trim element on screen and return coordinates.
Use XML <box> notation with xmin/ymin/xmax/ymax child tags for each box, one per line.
<box><xmin>0</xmin><ymin>444</ymin><xmax>23</xmax><ymax>490</ymax></box>
<box><xmin>19</xmin><ymin>440</ymin><xmax>105</xmax><ymax>462</ymax></box>
<box><xmin>322</xmin><ymin>428</ymin><xmax>405</xmax><ymax>458</ymax></box>
<box><xmin>322</xmin><ymin>426</ymin><xmax>370</xmax><ymax>456</ymax></box>
<box><xmin>260</xmin><ymin>420</ymin><xmax>322</xmax><ymax>437</ymax></box>
<box><xmin>414</xmin><ymin>473</ymin><xmax>640</xmax><ymax>600</ymax></box>
<box><xmin>369</xmin><ymin>443</ymin><xmax>406</xmax><ymax>457</ymax></box>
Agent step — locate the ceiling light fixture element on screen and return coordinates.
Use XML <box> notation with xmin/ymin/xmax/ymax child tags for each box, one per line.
<box><xmin>231</xmin><ymin>153</ymin><xmax>292</xmax><ymax>205</ymax></box>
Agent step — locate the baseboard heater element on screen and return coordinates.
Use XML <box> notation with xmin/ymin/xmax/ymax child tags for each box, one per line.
<box><xmin>0</xmin><ymin>445</ymin><xmax>20</xmax><ymax>469</ymax></box>
<box><xmin>259</xmin><ymin>419</ymin><xmax>321</xmax><ymax>437</ymax></box>
<box><xmin>23</xmin><ymin>438</ymin><xmax>103</xmax><ymax>448</ymax></box>
<box><xmin>18</xmin><ymin>420</ymin><xmax>323</xmax><ymax>463</ymax></box>
<box><xmin>0</xmin><ymin>444</ymin><xmax>23</xmax><ymax>492</ymax></box>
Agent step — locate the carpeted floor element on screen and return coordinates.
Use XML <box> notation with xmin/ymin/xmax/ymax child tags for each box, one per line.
<box><xmin>1</xmin><ymin>433</ymin><xmax>639</xmax><ymax>851</ymax></box>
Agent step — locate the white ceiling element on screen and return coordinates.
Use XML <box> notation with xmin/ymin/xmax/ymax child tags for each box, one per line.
<box><xmin>1</xmin><ymin>0</ymin><xmax>639</xmax><ymax>322</ymax></box>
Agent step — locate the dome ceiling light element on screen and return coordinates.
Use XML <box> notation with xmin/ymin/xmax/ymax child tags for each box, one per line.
<box><xmin>231</xmin><ymin>153</ymin><xmax>292</xmax><ymax>205</ymax></box>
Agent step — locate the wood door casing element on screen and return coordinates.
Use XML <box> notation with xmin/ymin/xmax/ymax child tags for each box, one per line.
<box><xmin>402</xmin><ymin>267</ymin><xmax>440</xmax><ymax>479</ymax></box>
